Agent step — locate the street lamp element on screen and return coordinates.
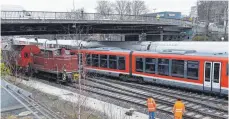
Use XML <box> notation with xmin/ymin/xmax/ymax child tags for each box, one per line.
<box><xmin>153</xmin><ymin>8</ymin><xmax>157</xmax><ymax>13</ymax></box>
<box><xmin>44</xmin><ymin>39</ymin><xmax>50</xmax><ymax>54</ymax></box>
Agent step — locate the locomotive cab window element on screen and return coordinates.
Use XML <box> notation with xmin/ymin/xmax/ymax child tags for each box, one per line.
<box><xmin>53</xmin><ymin>50</ymin><xmax>60</xmax><ymax>56</ymax></box>
<box><xmin>92</xmin><ymin>54</ymin><xmax>99</xmax><ymax>67</ymax></box>
<box><xmin>187</xmin><ymin>61</ymin><xmax>199</xmax><ymax>80</ymax></box>
<box><xmin>118</xmin><ymin>57</ymin><xmax>125</xmax><ymax>70</ymax></box>
<box><xmin>172</xmin><ymin>60</ymin><xmax>184</xmax><ymax>78</ymax></box>
<box><xmin>44</xmin><ymin>51</ymin><xmax>51</xmax><ymax>58</ymax></box>
<box><xmin>145</xmin><ymin>58</ymin><xmax>156</xmax><ymax>74</ymax></box>
<box><xmin>136</xmin><ymin>58</ymin><xmax>144</xmax><ymax>72</ymax></box>
<box><xmin>65</xmin><ymin>50</ymin><xmax>70</xmax><ymax>55</ymax></box>
<box><xmin>158</xmin><ymin>59</ymin><xmax>169</xmax><ymax>76</ymax></box>
<box><xmin>109</xmin><ymin>55</ymin><xmax>117</xmax><ymax>69</ymax></box>
<box><xmin>86</xmin><ymin>54</ymin><xmax>91</xmax><ymax>66</ymax></box>
<box><xmin>70</xmin><ymin>52</ymin><xmax>75</xmax><ymax>55</ymax></box>
<box><xmin>100</xmin><ymin>55</ymin><xmax>108</xmax><ymax>68</ymax></box>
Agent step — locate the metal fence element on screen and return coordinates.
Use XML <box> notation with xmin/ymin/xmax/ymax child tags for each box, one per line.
<box><xmin>1</xmin><ymin>11</ymin><xmax>190</xmax><ymax>27</ymax></box>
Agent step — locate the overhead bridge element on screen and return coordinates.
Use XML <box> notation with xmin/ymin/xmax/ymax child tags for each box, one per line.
<box><xmin>1</xmin><ymin>11</ymin><xmax>192</xmax><ymax>36</ymax></box>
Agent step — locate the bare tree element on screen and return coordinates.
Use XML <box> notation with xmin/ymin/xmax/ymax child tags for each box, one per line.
<box><xmin>95</xmin><ymin>1</ymin><xmax>113</xmax><ymax>15</ymax></box>
<box><xmin>197</xmin><ymin>0</ymin><xmax>228</xmax><ymax>40</ymax></box>
<box><xmin>66</xmin><ymin>7</ymin><xmax>85</xmax><ymax>20</ymax></box>
<box><xmin>197</xmin><ymin>1</ymin><xmax>214</xmax><ymax>40</ymax></box>
<box><xmin>114</xmin><ymin>0</ymin><xmax>132</xmax><ymax>15</ymax></box>
<box><xmin>131</xmin><ymin>0</ymin><xmax>148</xmax><ymax>16</ymax></box>
<box><xmin>223</xmin><ymin>1</ymin><xmax>228</xmax><ymax>40</ymax></box>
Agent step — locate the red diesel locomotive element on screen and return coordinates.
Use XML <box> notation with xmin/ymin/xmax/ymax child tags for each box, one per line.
<box><xmin>2</xmin><ymin>44</ymin><xmax>79</xmax><ymax>83</ymax></box>
<box><xmin>31</xmin><ymin>47</ymin><xmax>78</xmax><ymax>82</ymax></box>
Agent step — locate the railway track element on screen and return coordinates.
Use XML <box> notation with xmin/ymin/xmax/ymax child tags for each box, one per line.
<box><xmin>93</xmin><ymin>76</ymin><xmax>228</xmax><ymax>108</ymax></box>
<box><xmin>17</xmin><ymin>75</ymin><xmax>228</xmax><ymax>119</ymax></box>
<box><xmin>81</xmin><ymin>77</ymin><xmax>228</xmax><ymax>119</ymax></box>
<box><xmin>2</xmin><ymin>79</ymin><xmax>64</xmax><ymax>119</ymax></box>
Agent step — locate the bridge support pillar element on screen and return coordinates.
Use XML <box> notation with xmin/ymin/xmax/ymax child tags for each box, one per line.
<box><xmin>160</xmin><ymin>31</ymin><xmax>164</xmax><ymax>41</ymax></box>
<box><xmin>125</xmin><ymin>35</ymin><xmax>139</xmax><ymax>41</ymax></box>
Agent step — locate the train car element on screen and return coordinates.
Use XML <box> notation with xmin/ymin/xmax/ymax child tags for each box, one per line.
<box><xmin>1</xmin><ymin>43</ymin><xmax>40</xmax><ymax>75</ymax></box>
<box><xmin>80</xmin><ymin>48</ymin><xmax>130</xmax><ymax>77</ymax></box>
<box><xmin>82</xmin><ymin>48</ymin><xmax>228</xmax><ymax>95</ymax></box>
<box><xmin>32</xmin><ymin>47</ymin><xmax>78</xmax><ymax>83</ymax></box>
<box><xmin>131</xmin><ymin>50</ymin><xmax>228</xmax><ymax>95</ymax></box>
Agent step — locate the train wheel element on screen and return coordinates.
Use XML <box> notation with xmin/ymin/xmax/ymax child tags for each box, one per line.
<box><xmin>120</xmin><ymin>75</ymin><xmax>128</xmax><ymax>82</ymax></box>
<box><xmin>137</xmin><ymin>77</ymin><xmax>144</xmax><ymax>84</ymax></box>
<box><xmin>28</xmin><ymin>64</ymin><xmax>34</xmax><ymax>77</ymax></box>
<box><xmin>62</xmin><ymin>72</ymin><xmax>67</xmax><ymax>81</ymax></box>
<box><xmin>56</xmin><ymin>74</ymin><xmax>60</xmax><ymax>84</ymax></box>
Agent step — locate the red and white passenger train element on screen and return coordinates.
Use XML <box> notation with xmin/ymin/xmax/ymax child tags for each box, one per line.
<box><xmin>77</xmin><ymin>48</ymin><xmax>228</xmax><ymax>95</ymax></box>
<box><xmin>2</xmin><ymin>43</ymin><xmax>228</xmax><ymax>95</ymax></box>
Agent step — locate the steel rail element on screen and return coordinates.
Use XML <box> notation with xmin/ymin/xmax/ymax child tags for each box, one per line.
<box><xmin>16</xmin><ymin>75</ymin><xmax>228</xmax><ymax>119</ymax></box>
<box><xmin>2</xmin><ymin>79</ymin><xmax>64</xmax><ymax>119</ymax></box>
<box><xmin>93</xmin><ymin>76</ymin><xmax>228</xmax><ymax>110</ymax></box>
<box><xmin>85</xmin><ymin>77</ymin><xmax>227</xmax><ymax>119</ymax></box>
<box><xmin>2</xmin><ymin>86</ymin><xmax>42</xmax><ymax>119</ymax></box>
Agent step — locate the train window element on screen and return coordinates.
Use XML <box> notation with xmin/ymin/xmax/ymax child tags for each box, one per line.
<box><xmin>118</xmin><ymin>57</ymin><xmax>125</xmax><ymax>70</ymax></box>
<box><xmin>86</xmin><ymin>54</ymin><xmax>91</xmax><ymax>66</ymax></box>
<box><xmin>172</xmin><ymin>60</ymin><xmax>184</xmax><ymax>78</ymax></box>
<box><xmin>92</xmin><ymin>54</ymin><xmax>99</xmax><ymax>67</ymax></box>
<box><xmin>40</xmin><ymin>50</ymin><xmax>44</xmax><ymax>55</ymax></box>
<box><xmin>44</xmin><ymin>51</ymin><xmax>49</xmax><ymax>58</ymax></box>
<box><xmin>136</xmin><ymin>58</ymin><xmax>144</xmax><ymax>72</ymax></box>
<box><xmin>227</xmin><ymin>64</ymin><xmax>229</xmax><ymax>75</ymax></box>
<box><xmin>65</xmin><ymin>50</ymin><xmax>70</xmax><ymax>55</ymax></box>
<box><xmin>70</xmin><ymin>52</ymin><xmax>75</xmax><ymax>55</ymax></box>
<box><xmin>53</xmin><ymin>50</ymin><xmax>60</xmax><ymax>56</ymax></box>
<box><xmin>145</xmin><ymin>58</ymin><xmax>156</xmax><ymax>74</ymax></box>
<box><xmin>213</xmin><ymin>63</ymin><xmax>220</xmax><ymax>83</ymax></box>
<box><xmin>187</xmin><ymin>61</ymin><xmax>199</xmax><ymax>80</ymax></box>
<box><xmin>158</xmin><ymin>59</ymin><xmax>169</xmax><ymax>76</ymax></box>
<box><xmin>109</xmin><ymin>55</ymin><xmax>117</xmax><ymax>69</ymax></box>
<box><xmin>100</xmin><ymin>55</ymin><xmax>108</xmax><ymax>68</ymax></box>
<box><xmin>205</xmin><ymin>62</ymin><xmax>211</xmax><ymax>82</ymax></box>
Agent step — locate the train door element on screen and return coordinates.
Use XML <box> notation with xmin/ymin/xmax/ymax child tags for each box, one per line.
<box><xmin>204</xmin><ymin>62</ymin><xmax>221</xmax><ymax>93</ymax></box>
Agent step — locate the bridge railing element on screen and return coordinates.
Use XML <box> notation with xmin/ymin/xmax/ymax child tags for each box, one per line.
<box><xmin>1</xmin><ymin>11</ymin><xmax>189</xmax><ymax>26</ymax></box>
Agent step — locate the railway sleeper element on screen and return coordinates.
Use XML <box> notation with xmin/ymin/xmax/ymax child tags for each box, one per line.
<box><xmin>119</xmin><ymin>74</ymin><xmax>144</xmax><ymax>84</ymax></box>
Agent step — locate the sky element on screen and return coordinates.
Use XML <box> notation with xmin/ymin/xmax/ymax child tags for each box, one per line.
<box><xmin>1</xmin><ymin>0</ymin><xmax>197</xmax><ymax>15</ymax></box>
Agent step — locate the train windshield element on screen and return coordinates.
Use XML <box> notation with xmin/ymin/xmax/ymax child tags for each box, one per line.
<box><xmin>65</xmin><ymin>50</ymin><xmax>70</xmax><ymax>55</ymax></box>
<box><xmin>53</xmin><ymin>50</ymin><xmax>60</xmax><ymax>56</ymax></box>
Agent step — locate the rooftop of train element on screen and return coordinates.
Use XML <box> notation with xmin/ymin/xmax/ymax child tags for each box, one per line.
<box><xmin>85</xmin><ymin>47</ymin><xmax>228</xmax><ymax>58</ymax></box>
<box><xmin>39</xmin><ymin>47</ymin><xmax>62</xmax><ymax>51</ymax></box>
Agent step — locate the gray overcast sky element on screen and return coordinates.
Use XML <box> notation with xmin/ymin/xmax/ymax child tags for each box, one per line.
<box><xmin>1</xmin><ymin>0</ymin><xmax>197</xmax><ymax>15</ymax></box>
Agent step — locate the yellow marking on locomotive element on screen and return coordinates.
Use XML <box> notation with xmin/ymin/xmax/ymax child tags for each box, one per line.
<box><xmin>73</xmin><ymin>73</ymin><xmax>79</xmax><ymax>80</ymax></box>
